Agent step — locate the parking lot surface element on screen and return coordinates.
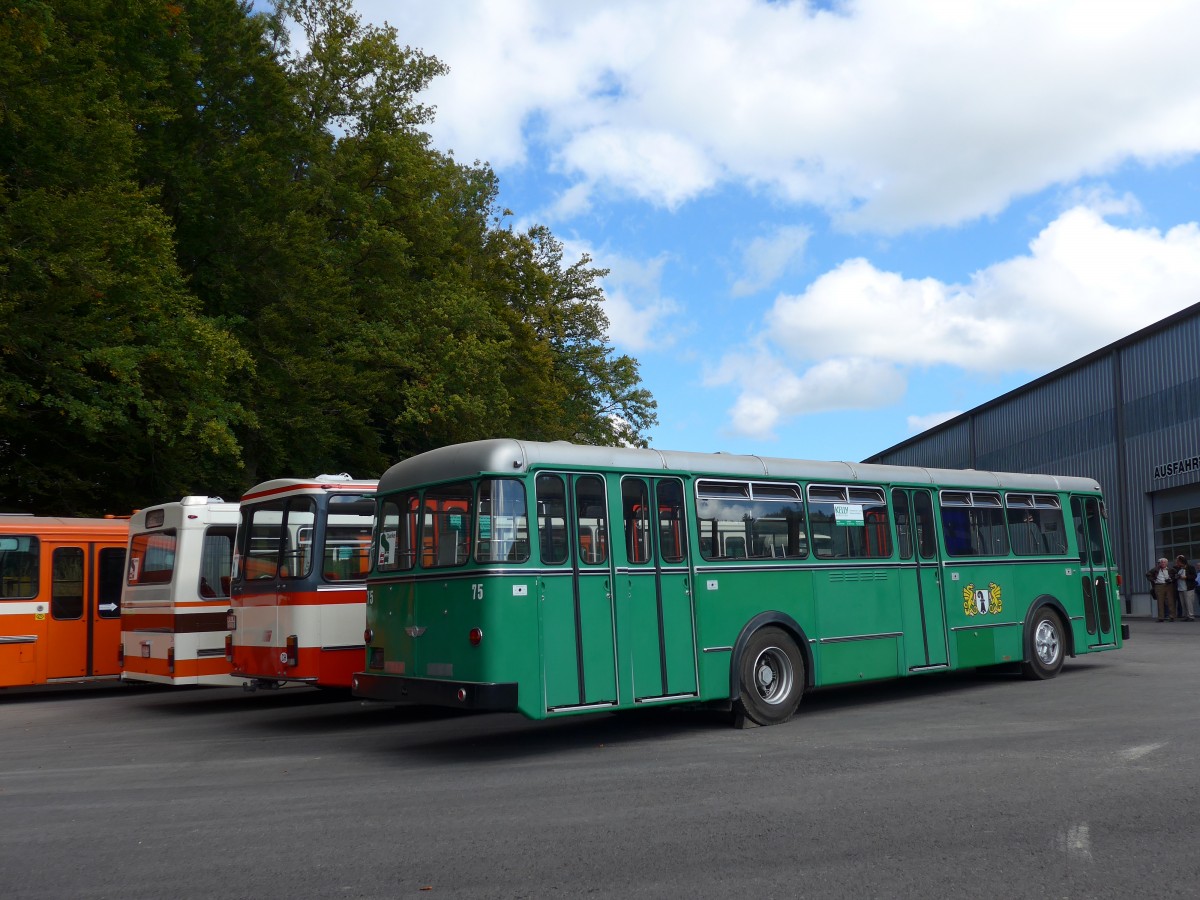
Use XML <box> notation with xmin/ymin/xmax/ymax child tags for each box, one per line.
<box><xmin>3</xmin><ymin>618</ymin><xmax>1198</xmax><ymax>899</ymax></box>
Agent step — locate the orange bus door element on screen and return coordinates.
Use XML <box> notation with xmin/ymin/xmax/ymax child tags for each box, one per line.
<box><xmin>45</xmin><ymin>542</ymin><xmax>124</xmax><ymax>680</ymax></box>
<box><xmin>45</xmin><ymin>544</ymin><xmax>88</xmax><ymax>679</ymax></box>
<box><xmin>91</xmin><ymin>545</ymin><xmax>125</xmax><ymax>676</ymax></box>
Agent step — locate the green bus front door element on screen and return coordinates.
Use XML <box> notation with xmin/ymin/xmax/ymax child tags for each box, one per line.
<box><xmin>1070</xmin><ymin>495</ymin><xmax>1117</xmax><ymax>648</ymax></box>
<box><xmin>892</xmin><ymin>488</ymin><xmax>949</xmax><ymax>670</ymax></box>
<box><xmin>537</xmin><ymin>472</ymin><xmax>619</xmax><ymax>712</ymax></box>
<box><xmin>619</xmin><ymin>477</ymin><xmax>698</xmax><ymax>702</ymax></box>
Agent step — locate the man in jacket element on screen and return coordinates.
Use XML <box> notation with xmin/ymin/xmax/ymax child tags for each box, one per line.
<box><xmin>1147</xmin><ymin>557</ymin><xmax>1177</xmax><ymax>621</ymax></box>
<box><xmin>1173</xmin><ymin>555</ymin><xmax>1197</xmax><ymax>621</ymax></box>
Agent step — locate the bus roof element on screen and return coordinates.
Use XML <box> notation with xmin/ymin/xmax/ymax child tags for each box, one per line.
<box><xmin>377</xmin><ymin>439</ymin><xmax>1104</xmax><ymax>496</ymax></box>
<box><xmin>129</xmin><ymin>497</ymin><xmax>241</xmax><ymax>530</ymax></box>
<box><xmin>0</xmin><ymin>515</ymin><xmax>130</xmax><ymax>536</ymax></box>
<box><xmin>241</xmin><ymin>476</ymin><xmax>378</xmax><ymax>503</ymax></box>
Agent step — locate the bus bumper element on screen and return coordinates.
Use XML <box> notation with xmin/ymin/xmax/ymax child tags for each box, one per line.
<box><xmin>352</xmin><ymin>672</ymin><xmax>518</xmax><ymax>710</ymax></box>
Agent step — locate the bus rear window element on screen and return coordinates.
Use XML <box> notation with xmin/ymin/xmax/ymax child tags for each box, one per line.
<box><xmin>128</xmin><ymin>531</ymin><xmax>177</xmax><ymax>585</ymax></box>
<box><xmin>324</xmin><ymin>495</ymin><xmax>374</xmax><ymax>581</ymax></box>
<box><xmin>375</xmin><ymin>493</ymin><xmax>418</xmax><ymax>572</ymax></box>
<box><xmin>423</xmin><ymin>483</ymin><xmax>472</xmax><ymax>568</ymax></box>
<box><xmin>475</xmin><ymin>479</ymin><xmax>529</xmax><ymax>564</ymax></box>
<box><xmin>0</xmin><ymin>535</ymin><xmax>38</xmax><ymax>599</ymax></box>
<box><xmin>199</xmin><ymin>527</ymin><xmax>235</xmax><ymax>598</ymax></box>
<box><xmin>239</xmin><ymin>497</ymin><xmax>316</xmax><ymax>581</ymax></box>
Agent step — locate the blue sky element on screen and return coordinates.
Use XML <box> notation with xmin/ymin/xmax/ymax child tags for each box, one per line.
<box><xmin>336</xmin><ymin>1</ymin><xmax>1200</xmax><ymax>462</ymax></box>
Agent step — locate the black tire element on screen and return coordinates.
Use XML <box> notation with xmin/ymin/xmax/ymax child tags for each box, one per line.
<box><xmin>1021</xmin><ymin>607</ymin><xmax>1065</xmax><ymax>680</ymax></box>
<box><xmin>734</xmin><ymin>626</ymin><xmax>805</xmax><ymax>726</ymax></box>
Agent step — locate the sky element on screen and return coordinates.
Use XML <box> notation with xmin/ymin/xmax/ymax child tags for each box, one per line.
<box><xmin>337</xmin><ymin>0</ymin><xmax>1200</xmax><ymax>462</ymax></box>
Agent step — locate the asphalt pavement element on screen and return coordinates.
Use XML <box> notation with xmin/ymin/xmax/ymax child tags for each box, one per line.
<box><xmin>2</xmin><ymin>617</ymin><xmax>1198</xmax><ymax>899</ymax></box>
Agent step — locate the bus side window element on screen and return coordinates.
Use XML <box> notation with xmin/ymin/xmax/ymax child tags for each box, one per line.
<box><xmin>51</xmin><ymin>547</ymin><xmax>84</xmax><ymax>620</ymax></box>
<box><xmin>892</xmin><ymin>490</ymin><xmax>913</xmax><ymax>560</ymax></box>
<box><xmin>536</xmin><ymin>474</ymin><xmax>570</xmax><ymax>566</ymax></box>
<box><xmin>0</xmin><ymin>535</ymin><xmax>39</xmax><ymax>599</ymax></box>
<box><xmin>622</xmin><ymin>479</ymin><xmax>651</xmax><ymax>565</ymax></box>
<box><xmin>575</xmin><ymin>475</ymin><xmax>608</xmax><ymax>566</ymax></box>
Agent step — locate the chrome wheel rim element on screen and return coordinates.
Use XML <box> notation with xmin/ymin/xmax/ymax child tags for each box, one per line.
<box><xmin>753</xmin><ymin>646</ymin><xmax>794</xmax><ymax>705</ymax></box>
<box><xmin>1034</xmin><ymin>619</ymin><xmax>1061</xmax><ymax>666</ymax></box>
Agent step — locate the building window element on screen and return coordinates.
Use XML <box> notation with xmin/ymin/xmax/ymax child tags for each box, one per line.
<box><xmin>1155</xmin><ymin>506</ymin><xmax>1200</xmax><ymax>565</ymax></box>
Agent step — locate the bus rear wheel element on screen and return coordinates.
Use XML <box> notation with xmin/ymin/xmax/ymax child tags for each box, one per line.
<box><xmin>1021</xmin><ymin>607</ymin><xmax>1065</xmax><ymax>680</ymax></box>
<box><xmin>735</xmin><ymin>627</ymin><xmax>804</xmax><ymax>726</ymax></box>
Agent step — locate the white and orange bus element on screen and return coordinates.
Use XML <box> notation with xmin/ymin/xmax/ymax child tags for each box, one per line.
<box><xmin>0</xmin><ymin>515</ymin><xmax>128</xmax><ymax>687</ymax></box>
<box><xmin>119</xmin><ymin>497</ymin><xmax>242</xmax><ymax>686</ymax></box>
<box><xmin>227</xmin><ymin>475</ymin><xmax>376</xmax><ymax>690</ymax></box>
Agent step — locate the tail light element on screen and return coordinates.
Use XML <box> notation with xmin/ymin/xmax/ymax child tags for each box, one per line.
<box><xmin>286</xmin><ymin>634</ymin><xmax>298</xmax><ymax>667</ymax></box>
<box><xmin>226</xmin><ymin>610</ymin><xmax>237</xmax><ymax>631</ymax></box>
<box><xmin>167</xmin><ymin>646</ymin><xmax>175</xmax><ymax>674</ymax></box>
<box><xmin>364</xmin><ymin>627</ymin><xmax>374</xmax><ymax>643</ymax></box>
<box><xmin>117</xmin><ymin>642</ymin><xmax>124</xmax><ymax>666</ymax></box>
<box><xmin>1116</xmin><ymin>573</ymin><xmax>1122</xmax><ymax>588</ymax></box>
<box><xmin>225</xmin><ymin>634</ymin><xmax>233</xmax><ymax>662</ymax></box>
<box><xmin>469</xmin><ymin>627</ymin><xmax>483</xmax><ymax>646</ymax></box>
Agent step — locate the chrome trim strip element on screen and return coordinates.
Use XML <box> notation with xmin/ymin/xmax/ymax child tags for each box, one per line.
<box><xmin>0</xmin><ymin>634</ymin><xmax>37</xmax><ymax>644</ymax></box>
<box><xmin>634</xmin><ymin>693</ymin><xmax>698</xmax><ymax>704</ymax></box>
<box><xmin>546</xmin><ymin>700</ymin><xmax>618</xmax><ymax>713</ymax></box>
<box><xmin>702</xmin><ymin>645</ymin><xmax>733</xmax><ymax>653</ymax></box>
<box><xmin>949</xmin><ymin>621</ymin><xmax>1021</xmax><ymax>632</ymax></box>
<box><xmin>909</xmin><ymin>663</ymin><xmax>951</xmax><ymax>672</ymax></box>
<box><xmin>320</xmin><ymin>644</ymin><xmax>364</xmax><ymax>652</ymax></box>
<box><xmin>941</xmin><ymin>556</ymin><xmax>1076</xmax><ymax>567</ymax></box>
<box><xmin>316</xmin><ymin>584</ymin><xmax>367</xmax><ymax>592</ymax></box>
<box><xmin>819</xmin><ymin>631</ymin><xmax>903</xmax><ymax>644</ymax></box>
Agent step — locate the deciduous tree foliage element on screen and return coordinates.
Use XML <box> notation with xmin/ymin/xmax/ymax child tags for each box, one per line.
<box><xmin>0</xmin><ymin>0</ymin><xmax>656</xmax><ymax>515</ymax></box>
<box><xmin>0</xmin><ymin>0</ymin><xmax>252</xmax><ymax>514</ymax></box>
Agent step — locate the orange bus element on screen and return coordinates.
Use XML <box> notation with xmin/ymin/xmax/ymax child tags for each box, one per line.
<box><xmin>0</xmin><ymin>515</ymin><xmax>129</xmax><ymax>687</ymax></box>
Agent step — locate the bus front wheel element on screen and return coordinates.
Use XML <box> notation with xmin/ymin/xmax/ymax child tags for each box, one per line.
<box><xmin>735</xmin><ymin>627</ymin><xmax>804</xmax><ymax>726</ymax></box>
<box><xmin>1021</xmin><ymin>608</ymin><xmax>1065</xmax><ymax>680</ymax></box>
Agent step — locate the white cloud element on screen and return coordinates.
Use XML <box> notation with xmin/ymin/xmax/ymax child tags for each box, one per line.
<box><xmin>766</xmin><ymin>207</ymin><xmax>1200</xmax><ymax>372</ymax></box>
<box><xmin>732</xmin><ymin>225</ymin><xmax>812</xmax><ymax>297</ymax></box>
<box><xmin>907</xmin><ymin>411</ymin><xmax>962</xmax><ymax>434</ymax></box>
<box><xmin>709</xmin><ymin>349</ymin><xmax>905</xmax><ymax>439</ymax></box>
<box><xmin>562</xmin><ymin>241</ymin><xmax>683</xmax><ymax>352</ymax></box>
<box><xmin>354</xmin><ymin>0</ymin><xmax>1200</xmax><ymax>231</ymax></box>
<box><xmin>712</xmin><ymin>206</ymin><xmax>1200</xmax><ymax>435</ymax></box>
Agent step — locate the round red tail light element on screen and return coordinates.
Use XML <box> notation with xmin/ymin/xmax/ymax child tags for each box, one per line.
<box><xmin>468</xmin><ymin>627</ymin><xmax>483</xmax><ymax>646</ymax></box>
<box><xmin>364</xmin><ymin>628</ymin><xmax>374</xmax><ymax>643</ymax></box>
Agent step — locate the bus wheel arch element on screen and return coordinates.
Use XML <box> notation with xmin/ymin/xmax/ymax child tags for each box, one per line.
<box><xmin>730</xmin><ymin>613</ymin><xmax>810</xmax><ymax>726</ymax></box>
<box><xmin>1021</xmin><ymin>598</ymin><xmax>1069</xmax><ymax>681</ymax></box>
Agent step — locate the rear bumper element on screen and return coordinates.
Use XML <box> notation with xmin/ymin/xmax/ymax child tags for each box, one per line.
<box><xmin>352</xmin><ymin>671</ymin><xmax>518</xmax><ymax>710</ymax></box>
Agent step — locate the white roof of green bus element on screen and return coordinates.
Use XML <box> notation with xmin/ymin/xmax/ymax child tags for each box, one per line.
<box><xmin>377</xmin><ymin>439</ymin><xmax>1103</xmax><ymax>496</ymax></box>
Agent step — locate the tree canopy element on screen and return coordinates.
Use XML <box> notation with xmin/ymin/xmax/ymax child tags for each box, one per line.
<box><xmin>0</xmin><ymin>0</ymin><xmax>656</xmax><ymax>515</ymax></box>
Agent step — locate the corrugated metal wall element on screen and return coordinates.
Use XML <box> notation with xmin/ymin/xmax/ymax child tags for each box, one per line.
<box><xmin>869</xmin><ymin>304</ymin><xmax>1200</xmax><ymax>611</ymax></box>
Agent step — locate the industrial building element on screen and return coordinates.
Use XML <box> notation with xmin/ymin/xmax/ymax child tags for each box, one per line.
<box><xmin>865</xmin><ymin>302</ymin><xmax>1200</xmax><ymax>616</ymax></box>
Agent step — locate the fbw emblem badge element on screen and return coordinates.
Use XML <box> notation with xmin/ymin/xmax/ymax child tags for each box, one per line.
<box><xmin>963</xmin><ymin>582</ymin><xmax>1003</xmax><ymax>616</ymax></box>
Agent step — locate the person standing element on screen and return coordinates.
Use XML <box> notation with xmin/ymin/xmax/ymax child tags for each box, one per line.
<box><xmin>1146</xmin><ymin>557</ymin><xmax>1176</xmax><ymax>621</ymax></box>
<box><xmin>1174</xmin><ymin>555</ymin><xmax>1197</xmax><ymax>621</ymax></box>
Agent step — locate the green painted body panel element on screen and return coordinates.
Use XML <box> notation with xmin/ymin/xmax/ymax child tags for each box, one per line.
<box><xmin>620</xmin><ymin>571</ymin><xmax>664</xmax><ymax>700</ymax></box>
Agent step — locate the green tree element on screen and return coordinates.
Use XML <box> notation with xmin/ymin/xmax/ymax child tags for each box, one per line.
<box><xmin>0</xmin><ymin>0</ymin><xmax>251</xmax><ymax>514</ymax></box>
<box><xmin>487</xmin><ymin>225</ymin><xmax>658</xmax><ymax>446</ymax></box>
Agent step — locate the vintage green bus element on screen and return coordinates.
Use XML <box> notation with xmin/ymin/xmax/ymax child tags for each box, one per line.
<box><xmin>352</xmin><ymin>440</ymin><xmax>1125</xmax><ymax>726</ymax></box>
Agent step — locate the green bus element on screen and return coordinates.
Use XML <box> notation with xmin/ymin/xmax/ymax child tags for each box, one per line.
<box><xmin>352</xmin><ymin>440</ymin><xmax>1125</xmax><ymax>726</ymax></box>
